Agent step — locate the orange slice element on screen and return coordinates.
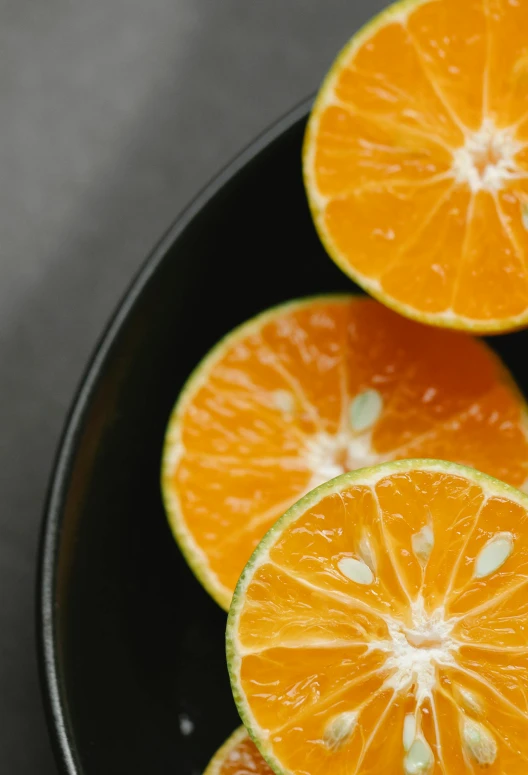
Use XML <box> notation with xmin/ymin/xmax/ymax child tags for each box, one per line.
<box><xmin>303</xmin><ymin>0</ymin><xmax>528</xmax><ymax>332</ymax></box>
<box><xmin>161</xmin><ymin>295</ymin><xmax>528</xmax><ymax>610</ymax></box>
<box><xmin>204</xmin><ymin>727</ymin><xmax>272</xmax><ymax>775</ymax></box>
<box><xmin>227</xmin><ymin>460</ymin><xmax>528</xmax><ymax>775</ymax></box>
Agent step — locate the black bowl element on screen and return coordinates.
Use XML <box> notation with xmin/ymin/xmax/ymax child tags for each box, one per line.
<box><xmin>37</xmin><ymin>99</ymin><xmax>528</xmax><ymax>775</ymax></box>
<box><xmin>37</xmin><ymin>98</ymin><xmax>348</xmax><ymax>775</ymax></box>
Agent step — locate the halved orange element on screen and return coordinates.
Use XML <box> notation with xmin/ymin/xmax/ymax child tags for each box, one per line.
<box><xmin>204</xmin><ymin>727</ymin><xmax>272</xmax><ymax>775</ymax></box>
<box><xmin>303</xmin><ymin>0</ymin><xmax>528</xmax><ymax>332</ymax></box>
<box><xmin>227</xmin><ymin>459</ymin><xmax>528</xmax><ymax>775</ymax></box>
<box><xmin>161</xmin><ymin>295</ymin><xmax>528</xmax><ymax>610</ymax></box>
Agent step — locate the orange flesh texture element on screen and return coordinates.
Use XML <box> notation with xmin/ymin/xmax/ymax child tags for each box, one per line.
<box><xmin>233</xmin><ymin>467</ymin><xmax>528</xmax><ymax>775</ymax></box>
<box><xmin>206</xmin><ymin>730</ymin><xmax>273</xmax><ymax>775</ymax></box>
<box><xmin>165</xmin><ymin>297</ymin><xmax>528</xmax><ymax>605</ymax></box>
<box><xmin>306</xmin><ymin>0</ymin><xmax>528</xmax><ymax>327</ymax></box>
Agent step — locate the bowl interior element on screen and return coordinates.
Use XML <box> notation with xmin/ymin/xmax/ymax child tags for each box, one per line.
<box><xmin>41</xmin><ymin>105</ymin><xmax>528</xmax><ymax>775</ymax></box>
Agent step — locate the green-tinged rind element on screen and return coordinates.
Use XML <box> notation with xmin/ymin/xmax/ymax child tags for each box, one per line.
<box><xmin>203</xmin><ymin>726</ymin><xmax>249</xmax><ymax>775</ymax></box>
<box><xmin>302</xmin><ymin>0</ymin><xmax>528</xmax><ymax>334</ymax></box>
<box><xmin>226</xmin><ymin>458</ymin><xmax>528</xmax><ymax>775</ymax></box>
<box><xmin>161</xmin><ymin>293</ymin><xmax>362</xmax><ymax>611</ymax></box>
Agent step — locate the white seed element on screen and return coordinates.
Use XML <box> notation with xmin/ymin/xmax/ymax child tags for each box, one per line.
<box><xmin>474</xmin><ymin>532</ymin><xmax>514</xmax><ymax>579</ymax></box>
<box><xmin>462</xmin><ymin>718</ymin><xmax>497</xmax><ymax>765</ymax></box>
<box><xmin>273</xmin><ymin>389</ymin><xmax>295</xmax><ymax>414</ymax></box>
<box><xmin>456</xmin><ymin>687</ymin><xmax>482</xmax><ymax>715</ymax></box>
<box><xmin>323</xmin><ymin>711</ymin><xmax>357</xmax><ymax>750</ymax></box>
<box><xmin>412</xmin><ymin>525</ymin><xmax>434</xmax><ymax>566</ymax></box>
<box><xmin>403</xmin><ymin>738</ymin><xmax>434</xmax><ymax>775</ymax></box>
<box><xmin>338</xmin><ymin>557</ymin><xmax>374</xmax><ymax>585</ymax></box>
<box><xmin>359</xmin><ymin>532</ymin><xmax>376</xmax><ymax>573</ymax></box>
<box><xmin>523</xmin><ymin>203</ymin><xmax>528</xmax><ymax>232</ymax></box>
<box><xmin>403</xmin><ymin>714</ymin><xmax>416</xmax><ymax>752</ymax></box>
<box><xmin>349</xmin><ymin>389</ymin><xmax>383</xmax><ymax>432</ymax></box>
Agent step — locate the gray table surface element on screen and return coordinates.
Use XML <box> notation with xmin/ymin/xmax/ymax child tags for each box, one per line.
<box><xmin>0</xmin><ymin>1</ymin><xmax>388</xmax><ymax>771</ymax></box>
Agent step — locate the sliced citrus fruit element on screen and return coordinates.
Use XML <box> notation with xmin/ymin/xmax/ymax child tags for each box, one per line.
<box><xmin>227</xmin><ymin>459</ymin><xmax>528</xmax><ymax>775</ymax></box>
<box><xmin>204</xmin><ymin>727</ymin><xmax>272</xmax><ymax>775</ymax></box>
<box><xmin>303</xmin><ymin>0</ymin><xmax>528</xmax><ymax>332</ymax></box>
<box><xmin>161</xmin><ymin>295</ymin><xmax>528</xmax><ymax>610</ymax></box>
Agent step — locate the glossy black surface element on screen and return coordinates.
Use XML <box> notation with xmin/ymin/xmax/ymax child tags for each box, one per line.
<box><xmin>38</xmin><ymin>100</ymin><xmax>528</xmax><ymax>775</ymax></box>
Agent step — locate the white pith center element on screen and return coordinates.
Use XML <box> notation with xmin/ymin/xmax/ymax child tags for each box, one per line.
<box><xmin>451</xmin><ymin>119</ymin><xmax>523</xmax><ymax>193</ymax></box>
<box><xmin>382</xmin><ymin>600</ymin><xmax>456</xmax><ymax>707</ymax></box>
<box><xmin>305</xmin><ymin>430</ymin><xmax>383</xmax><ymax>489</ymax></box>
<box><xmin>324</xmin><ymin>525</ymin><xmax>515</xmax><ymax>768</ymax></box>
<box><xmin>318</xmin><ymin>597</ymin><xmax>461</xmax><ymax>768</ymax></box>
<box><xmin>302</xmin><ymin>389</ymin><xmax>385</xmax><ymax>489</ymax></box>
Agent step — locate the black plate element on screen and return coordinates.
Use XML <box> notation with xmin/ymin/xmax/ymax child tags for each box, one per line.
<box><xmin>37</xmin><ymin>99</ymin><xmax>528</xmax><ymax>775</ymax></box>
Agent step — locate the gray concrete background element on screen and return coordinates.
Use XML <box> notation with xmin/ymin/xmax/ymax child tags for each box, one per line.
<box><xmin>0</xmin><ymin>1</ymin><xmax>388</xmax><ymax>771</ymax></box>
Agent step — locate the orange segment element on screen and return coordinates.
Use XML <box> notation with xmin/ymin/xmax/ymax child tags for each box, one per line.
<box><xmin>313</xmin><ymin>107</ymin><xmax>452</xmax><ymax>199</ymax></box>
<box><xmin>235</xmin><ymin>562</ymin><xmax>389</xmax><ymax>654</ymax></box>
<box><xmin>452</xmin><ymin>191</ymin><xmax>528</xmax><ymax>321</ymax></box>
<box><xmin>203</xmin><ymin>728</ymin><xmax>272</xmax><ymax>775</ymax></box>
<box><xmin>227</xmin><ymin>461</ymin><xmax>528</xmax><ymax>775</ymax></box>
<box><xmin>333</xmin><ymin>22</ymin><xmax>463</xmax><ymax>146</ymax></box>
<box><xmin>268</xmin><ymin>486</ymin><xmax>410</xmax><ymax>618</ymax></box>
<box><xmin>162</xmin><ymin>296</ymin><xmax>528</xmax><ymax>610</ymax></box>
<box><xmin>323</xmin><ymin>179</ymin><xmax>455</xmax><ymax>284</ymax></box>
<box><xmin>406</xmin><ymin>0</ymin><xmax>488</xmax><ymax>130</ymax></box>
<box><xmin>239</xmin><ymin>644</ymin><xmax>390</xmax><ymax>733</ymax></box>
<box><xmin>374</xmin><ymin>470</ymin><xmax>487</xmax><ymax>608</ymax></box>
<box><xmin>486</xmin><ymin>0</ymin><xmax>528</xmax><ymax>127</ymax></box>
<box><xmin>304</xmin><ymin>0</ymin><xmax>528</xmax><ymax>332</ymax></box>
<box><xmin>380</xmin><ymin>185</ymin><xmax>470</xmax><ymax>315</ymax></box>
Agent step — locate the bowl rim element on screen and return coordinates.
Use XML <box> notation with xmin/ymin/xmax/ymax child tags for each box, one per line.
<box><xmin>36</xmin><ymin>96</ymin><xmax>313</xmax><ymax>775</ymax></box>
